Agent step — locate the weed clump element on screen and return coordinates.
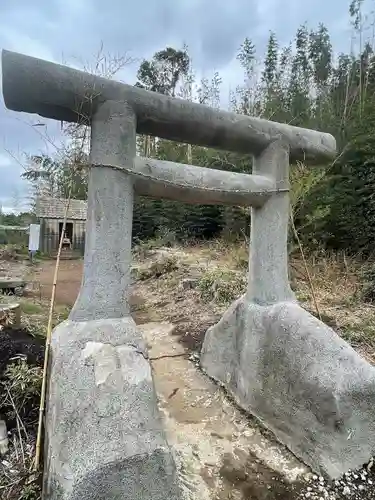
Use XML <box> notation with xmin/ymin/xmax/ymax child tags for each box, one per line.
<box><xmin>137</xmin><ymin>255</ymin><xmax>179</xmax><ymax>281</ymax></box>
<box><xmin>0</xmin><ymin>341</ymin><xmax>43</xmax><ymax>500</ymax></box>
<box><xmin>2</xmin><ymin>359</ymin><xmax>42</xmax><ymax>426</ymax></box>
<box><xmin>198</xmin><ymin>269</ymin><xmax>246</xmax><ymax>305</ymax></box>
<box><xmin>360</xmin><ymin>263</ymin><xmax>375</xmax><ymax>303</ymax></box>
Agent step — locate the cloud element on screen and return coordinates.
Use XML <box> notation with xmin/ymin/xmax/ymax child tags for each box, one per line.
<box><xmin>0</xmin><ymin>0</ymin><xmax>356</xmax><ymax>210</ymax></box>
<box><xmin>0</xmin><ymin>151</ymin><xmax>29</xmax><ymax>210</ymax></box>
<box><xmin>1</xmin><ymin>28</ymin><xmax>55</xmax><ymax>63</ymax></box>
<box><xmin>0</xmin><ymin>152</ymin><xmax>13</xmax><ymax>169</ymax></box>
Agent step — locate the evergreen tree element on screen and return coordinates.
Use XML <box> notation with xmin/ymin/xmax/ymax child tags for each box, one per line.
<box><xmin>19</xmin><ymin>4</ymin><xmax>375</xmax><ymax>253</ymax></box>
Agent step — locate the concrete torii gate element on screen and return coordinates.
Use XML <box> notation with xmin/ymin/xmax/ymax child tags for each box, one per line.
<box><xmin>2</xmin><ymin>49</ymin><xmax>375</xmax><ymax>499</ymax></box>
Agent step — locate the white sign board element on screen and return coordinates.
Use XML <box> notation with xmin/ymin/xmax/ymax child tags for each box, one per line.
<box><xmin>28</xmin><ymin>224</ymin><xmax>40</xmax><ymax>252</ymax></box>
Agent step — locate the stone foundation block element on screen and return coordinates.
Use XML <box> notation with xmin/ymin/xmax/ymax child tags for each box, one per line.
<box><xmin>44</xmin><ymin>317</ymin><xmax>181</xmax><ymax>499</ymax></box>
<box><xmin>201</xmin><ymin>297</ymin><xmax>375</xmax><ymax>478</ymax></box>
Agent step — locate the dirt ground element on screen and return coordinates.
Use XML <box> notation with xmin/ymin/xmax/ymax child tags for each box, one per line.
<box><xmin>33</xmin><ymin>259</ymin><xmax>83</xmax><ymax>306</ymax></box>
<box><xmin>21</xmin><ymin>257</ymin><xmax>308</xmax><ymax>499</ymax></box>
<box><xmin>2</xmin><ymin>247</ymin><xmax>375</xmax><ymax>499</ymax></box>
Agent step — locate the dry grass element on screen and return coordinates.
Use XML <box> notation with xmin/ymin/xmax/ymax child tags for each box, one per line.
<box><xmin>0</xmin><ymin>437</ymin><xmax>41</xmax><ymax>500</ymax></box>
<box><xmin>0</xmin><ymin>359</ymin><xmax>43</xmax><ymax>500</ymax></box>
<box><xmin>198</xmin><ymin>268</ymin><xmax>246</xmax><ymax>305</ymax></box>
<box><xmin>132</xmin><ymin>240</ymin><xmax>375</xmax><ymax>362</ymax></box>
<box><xmin>136</xmin><ymin>254</ymin><xmax>180</xmax><ymax>281</ymax></box>
<box><xmin>3</xmin><ymin>360</ymin><xmax>43</xmax><ymax>424</ymax></box>
<box><xmin>1</xmin><ymin>240</ymin><xmax>375</xmax><ymax>500</ymax></box>
<box><xmin>0</xmin><ymin>295</ymin><xmax>70</xmax><ymax>339</ymax></box>
<box><xmin>290</xmin><ymin>251</ymin><xmax>375</xmax><ymax>363</ymax></box>
<box><xmin>0</xmin><ymin>245</ymin><xmax>27</xmax><ymax>262</ymax></box>
<box><xmin>0</xmin><ymin>291</ymin><xmax>66</xmax><ymax>499</ymax></box>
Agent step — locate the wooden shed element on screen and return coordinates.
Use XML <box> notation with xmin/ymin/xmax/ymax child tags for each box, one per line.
<box><xmin>35</xmin><ymin>196</ymin><xmax>87</xmax><ymax>256</ymax></box>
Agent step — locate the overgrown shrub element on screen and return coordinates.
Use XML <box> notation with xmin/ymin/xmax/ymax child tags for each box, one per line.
<box><xmin>360</xmin><ymin>263</ymin><xmax>375</xmax><ymax>303</ymax></box>
<box><xmin>198</xmin><ymin>269</ymin><xmax>246</xmax><ymax>305</ymax></box>
<box><xmin>227</xmin><ymin>244</ymin><xmax>249</xmax><ymax>270</ymax></box>
<box><xmin>297</xmin><ymin>97</ymin><xmax>375</xmax><ymax>255</ymax></box>
<box><xmin>2</xmin><ymin>359</ymin><xmax>42</xmax><ymax>425</ymax></box>
<box><xmin>136</xmin><ymin>255</ymin><xmax>179</xmax><ymax>280</ymax></box>
<box><xmin>134</xmin><ymin>228</ymin><xmax>178</xmax><ymax>255</ymax></box>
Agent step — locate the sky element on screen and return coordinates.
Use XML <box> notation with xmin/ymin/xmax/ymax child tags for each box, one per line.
<box><xmin>0</xmin><ymin>0</ymin><xmax>360</xmax><ymax>212</ymax></box>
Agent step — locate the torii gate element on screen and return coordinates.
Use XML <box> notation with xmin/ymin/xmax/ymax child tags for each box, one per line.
<box><xmin>3</xmin><ymin>49</ymin><xmax>375</xmax><ymax>499</ymax></box>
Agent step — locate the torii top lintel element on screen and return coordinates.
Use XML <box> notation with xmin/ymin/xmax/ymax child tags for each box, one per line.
<box><xmin>1</xmin><ymin>49</ymin><xmax>336</xmax><ymax>161</ymax></box>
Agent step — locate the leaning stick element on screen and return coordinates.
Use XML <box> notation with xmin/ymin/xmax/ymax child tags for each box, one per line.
<box><xmin>34</xmin><ymin>192</ymin><xmax>72</xmax><ymax>472</ymax></box>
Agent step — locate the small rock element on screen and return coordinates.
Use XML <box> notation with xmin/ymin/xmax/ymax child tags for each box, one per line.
<box><xmin>220</xmin><ymin>458</ymin><xmax>248</xmax><ymax>483</ymax></box>
<box><xmin>0</xmin><ymin>420</ymin><xmax>8</xmax><ymax>456</ymax></box>
<box><xmin>342</xmin><ymin>486</ymin><xmax>350</xmax><ymax>496</ymax></box>
<box><xmin>179</xmin><ymin>278</ymin><xmax>199</xmax><ymax>291</ymax></box>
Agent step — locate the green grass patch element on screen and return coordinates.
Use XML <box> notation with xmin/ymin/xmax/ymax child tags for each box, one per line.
<box><xmin>20</xmin><ymin>300</ymin><xmax>43</xmax><ymax>315</ymax></box>
<box><xmin>340</xmin><ymin>319</ymin><xmax>375</xmax><ymax>345</ymax></box>
<box><xmin>198</xmin><ymin>269</ymin><xmax>246</xmax><ymax>305</ymax></box>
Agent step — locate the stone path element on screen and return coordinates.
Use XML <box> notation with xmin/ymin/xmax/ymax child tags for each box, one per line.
<box><xmin>141</xmin><ymin>322</ymin><xmax>308</xmax><ymax>500</ymax></box>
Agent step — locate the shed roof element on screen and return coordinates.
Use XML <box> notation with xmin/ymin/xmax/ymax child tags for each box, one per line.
<box><xmin>35</xmin><ymin>196</ymin><xmax>87</xmax><ymax>220</ymax></box>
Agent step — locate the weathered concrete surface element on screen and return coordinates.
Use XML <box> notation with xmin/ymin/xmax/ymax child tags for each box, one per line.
<box><xmin>43</xmin><ymin>100</ymin><xmax>182</xmax><ymax>499</ymax></box>
<box><xmin>112</xmin><ymin>156</ymin><xmax>276</xmax><ymax>208</ymax></box>
<box><xmin>1</xmin><ymin>50</ymin><xmax>336</xmax><ymax>161</ymax></box>
<box><xmin>248</xmin><ymin>141</ymin><xmax>295</xmax><ymax>305</ymax></box>
<box><xmin>70</xmin><ymin>100</ymin><xmax>135</xmax><ymax>322</ymax></box>
<box><xmin>44</xmin><ymin>317</ymin><xmax>182</xmax><ymax>500</ymax></box>
<box><xmin>201</xmin><ymin>298</ymin><xmax>375</xmax><ymax>479</ymax></box>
